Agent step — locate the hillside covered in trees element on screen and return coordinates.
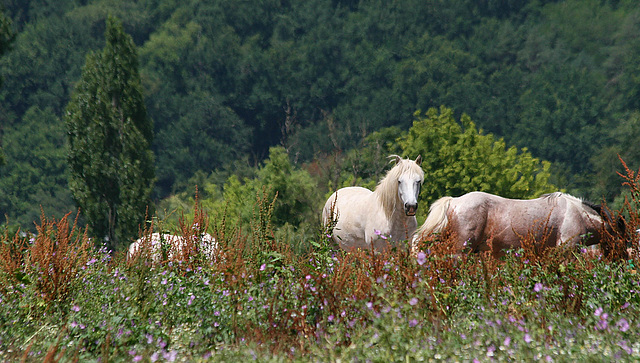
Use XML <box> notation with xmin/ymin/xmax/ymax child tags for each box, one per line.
<box><xmin>1</xmin><ymin>0</ymin><xmax>640</xmax><ymax>242</ymax></box>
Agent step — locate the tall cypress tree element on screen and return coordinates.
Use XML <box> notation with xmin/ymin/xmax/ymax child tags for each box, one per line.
<box><xmin>65</xmin><ymin>16</ymin><xmax>154</xmax><ymax>251</ymax></box>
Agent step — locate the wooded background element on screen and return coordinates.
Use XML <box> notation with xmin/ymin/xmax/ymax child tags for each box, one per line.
<box><xmin>1</xmin><ymin>0</ymin><xmax>639</xmax><ymax>247</ymax></box>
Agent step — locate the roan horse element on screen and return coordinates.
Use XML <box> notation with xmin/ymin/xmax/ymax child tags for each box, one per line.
<box><xmin>413</xmin><ymin>191</ymin><xmax>623</xmax><ymax>257</ymax></box>
<box><xmin>322</xmin><ymin>155</ymin><xmax>424</xmax><ymax>251</ymax></box>
<box><xmin>128</xmin><ymin>232</ymin><xmax>218</xmax><ymax>263</ymax></box>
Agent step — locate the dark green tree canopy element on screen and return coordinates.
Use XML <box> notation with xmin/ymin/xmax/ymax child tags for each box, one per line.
<box><xmin>3</xmin><ymin>1</ymin><xmax>640</xmax><ymax>229</ymax></box>
<box><xmin>65</xmin><ymin>15</ymin><xmax>154</xmax><ymax>250</ymax></box>
<box><xmin>0</xmin><ymin>9</ymin><xmax>14</xmax><ymax>168</ymax></box>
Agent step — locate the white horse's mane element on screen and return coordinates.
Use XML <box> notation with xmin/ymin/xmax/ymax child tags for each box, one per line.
<box><xmin>374</xmin><ymin>155</ymin><xmax>424</xmax><ymax>217</ymax></box>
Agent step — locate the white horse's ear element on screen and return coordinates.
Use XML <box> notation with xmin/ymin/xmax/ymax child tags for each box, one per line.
<box><xmin>394</xmin><ymin>155</ymin><xmax>401</xmax><ymax>164</ymax></box>
<box><xmin>415</xmin><ymin>155</ymin><xmax>422</xmax><ymax>166</ymax></box>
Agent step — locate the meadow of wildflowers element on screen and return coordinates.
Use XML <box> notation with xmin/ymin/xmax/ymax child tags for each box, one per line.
<box><xmin>1</xmin><ymin>163</ymin><xmax>640</xmax><ymax>362</ymax></box>
<box><xmin>0</xmin><ymin>207</ymin><xmax>639</xmax><ymax>362</ymax></box>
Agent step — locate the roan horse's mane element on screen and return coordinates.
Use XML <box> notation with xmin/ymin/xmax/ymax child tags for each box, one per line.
<box><xmin>542</xmin><ymin>191</ymin><xmax>587</xmax><ymax>208</ymax></box>
<box><xmin>374</xmin><ymin>155</ymin><xmax>424</xmax><ymax>217</ymax></box>
<box><xmin>542</xmin><ymin>192</ymin><xmax>608</xmax><ymax>222</ymax></box>
<box><xmin>543</xmin><ymin>192</ymin><xmax>626</xmax><ymax>239</ymax></box>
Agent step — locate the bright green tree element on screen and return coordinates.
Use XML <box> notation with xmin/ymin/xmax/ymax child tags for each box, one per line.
<box><xmin>201</xmin><ymin>146</ymin><xmax>318</xmax><ymax>231</ymax></box>
<box><xmin>257</xmin><ymin>147</ymin><xmax>319</xmax><ymax>227</ymax></box>
<box><xmin>400</xmin><ymin>106</ymin><xmax>556</xmax><ymax>218</ymax></box>
<box><xmin>65</xmin><ymin>16</ymin><xmax>154</xmax><ymax>250</ymax></box>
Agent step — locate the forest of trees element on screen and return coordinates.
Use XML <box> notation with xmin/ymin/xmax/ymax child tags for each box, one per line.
<box><xmin>1</xmin><ymin>0</ymin><xmax>640</xmax><ymax>246</ymax></box>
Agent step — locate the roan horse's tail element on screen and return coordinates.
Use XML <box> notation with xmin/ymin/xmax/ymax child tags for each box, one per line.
<box><xmin>414</xmin><ymin>196</ymin><xmax>453</xmax><ymax>242</ymax></box>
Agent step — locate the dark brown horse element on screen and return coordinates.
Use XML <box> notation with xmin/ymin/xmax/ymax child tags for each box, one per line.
<box><xmin>413</xmin><ymin>191</ymin><xmax>623</xmax><ymax>257</ymax></box>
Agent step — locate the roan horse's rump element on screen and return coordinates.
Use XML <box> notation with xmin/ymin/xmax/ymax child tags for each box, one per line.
<box><xmin>414</xmin><ymin>191</ymin><xmax>624</xmax><ymax>257</ymax></box>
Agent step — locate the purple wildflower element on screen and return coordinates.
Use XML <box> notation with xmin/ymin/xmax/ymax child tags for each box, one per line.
<box><xmin>157</xmin><ymin>338</ymin><xmax>167</xmax><ymax>349</ymax></box>
<box><xmin>595</xmin><ymin>307</ymin><xmax>604</xmax><ymax>317</ymax></box>
<box><xmin>163</xmin><ymin>350</ymin><xmax>178</xmax><ymax>362</ymax></box>
<box><xmin>618</xmin><ymin>340</ymin><xmax>632</xmax><ymax>355</ymax></box>
<box><xmin>417</xmin><ymin>251</ymin><xmax>427</xmax><ymax>265</ymax></box>
<box><xmin>616</xmin><ymin>318</ymin><xmax>630</xmax><ymax>332</ymax></box>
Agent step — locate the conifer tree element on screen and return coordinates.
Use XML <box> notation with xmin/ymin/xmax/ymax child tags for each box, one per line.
<box><xmin>65</xmin><ymin>16</ymin><xmax>154</xmax><ymax>250</ymax></box>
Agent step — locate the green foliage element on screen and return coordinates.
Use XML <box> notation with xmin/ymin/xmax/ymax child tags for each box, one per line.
<box><xmin>0</xmin><ymin>9</ymin><xmax>13</xmax><ymax>170</ymax></box>
<box><xmin>514</xmin><ymin>64</ymin><xmax>607</xmax><ymax>176</ymax></box>
<box><xmin>593</xmin><ymin>111</ymin><xmax>640</xmax><ymax>202</ymax></box>
<box><xmin>401</xmin><ymin>106</ymin><xmax>556</xmax><ymax>211</ymax></box>
<box><xmin>154</xmin><ymin>90</ymin><xmax>250</xmax><ymax>193</ymax></box>
<box><xmin>256</xmin><ymin>147</ymin><xmax>319</xmax><ymax>227</ymax></box>
<box><xmin>4</xmin><ymin>0</ymin><xmax>640</xmax><ymax>227</ymax></box>
<box><xmin>174</xmin><ymin>146</ymin><xmax>321</xmax><ymax>235</ymax></box>
<box><xmin>0</xmin><ymin>8</ymin><xmax>14</xmax><ymax>84</ymax></box>
<box><xmin>0</xmin><ymin>107</ymin><xmax>75</xmax><ymax>227</ymax></box>
<box><xmin>65</xmin><ymin>16</ymin><xmax>155</xmax><ymax>250</ymax></box>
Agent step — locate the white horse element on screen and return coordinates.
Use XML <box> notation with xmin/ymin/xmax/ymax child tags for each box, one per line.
<box><xmin>128</xmin><ymin>232</ymin><xmax>218</xmax><ymax>263</ymax></box>
<box><xmin>322</xmin><ymin>155</ymin><xmax>424</xmax><ymax>251</ymax></box>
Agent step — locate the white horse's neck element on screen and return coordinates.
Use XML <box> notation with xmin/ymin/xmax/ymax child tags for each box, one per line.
<box><xmin>374</xmin><ymin>188</ymin><xmax>405</xmax><ymax>220</ymax></box>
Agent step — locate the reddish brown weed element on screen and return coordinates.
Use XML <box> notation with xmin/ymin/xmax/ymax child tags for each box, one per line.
<box><xmin>25</xmin><ymin>211</ymin><xmax>91</xmax><ymax>305</ymax></box>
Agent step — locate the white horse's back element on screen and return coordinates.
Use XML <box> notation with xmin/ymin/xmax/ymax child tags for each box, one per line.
<box><xmin>128</xmin><ymin>232</ymin><xmax>218</xmax><ymax>263</ymax></box>
<box><xmin>323</xmin><ymin>187</ymin><xmax>375</xmax><ymax>250</ymax></box>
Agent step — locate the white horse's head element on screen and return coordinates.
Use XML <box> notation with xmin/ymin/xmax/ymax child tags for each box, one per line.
<box><xmin>377</xmin><ymin>155</ymin><xmax>424</xmax><ymax>217</ymax></box>
<box><xmin>395</xmin><ymin>155</ymin><xmax>423</xmax><ymax>215</ymax></box>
